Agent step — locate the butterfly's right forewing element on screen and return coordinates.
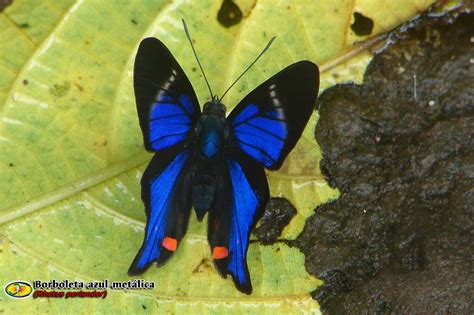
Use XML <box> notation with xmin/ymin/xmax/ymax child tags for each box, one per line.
<box><xmin>227</xmin><ymin>61</ymin><xmax>319</xmax><ymax>170</ymax></box>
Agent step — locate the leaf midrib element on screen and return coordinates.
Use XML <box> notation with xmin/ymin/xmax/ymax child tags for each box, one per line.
<box><xmin>0</xmin><ymin>152</ymin><xmax>149</xmax><ymax>224</ymax></box>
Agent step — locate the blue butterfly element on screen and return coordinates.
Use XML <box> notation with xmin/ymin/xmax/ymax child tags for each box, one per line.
<box><xmin>128</xmin><ymin>21</ymin><xmax>319</xmax><ymax>294</ymax></box>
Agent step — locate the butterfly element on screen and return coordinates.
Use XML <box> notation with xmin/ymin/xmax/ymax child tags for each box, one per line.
<box><xmin>128</xmin><ymin>20</ymin><xmax>319</xmax><ymax>294</ymax></box>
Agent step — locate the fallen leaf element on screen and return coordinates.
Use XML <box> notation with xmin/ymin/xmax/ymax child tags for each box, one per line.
<box><xmin>0</xmin><ymin>0</ymin><xmax>441</xmax><ymax>312</ymax></box>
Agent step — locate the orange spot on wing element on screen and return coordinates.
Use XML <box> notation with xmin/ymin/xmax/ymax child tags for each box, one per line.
<box><xmin>162</xmin><ymin>237</ymin><xmax>177</xmax><ymax>251</ymax></box>
<box><xmin>212</xmin><ymin>246</ymin><xmax>228</xmax><ymax>259</ymax></box>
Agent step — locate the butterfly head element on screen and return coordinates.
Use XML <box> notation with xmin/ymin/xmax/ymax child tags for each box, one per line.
<box><xmin>203</xmin><ymin>100</ymin><xmax>226</xmax><ymax>117</ymax></box>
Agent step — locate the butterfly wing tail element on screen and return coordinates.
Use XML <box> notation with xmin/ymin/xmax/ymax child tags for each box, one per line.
<box><xmin>155</xmin><ymin>160</ymin><xmax>193</xmax><ymax>267</ymax></box>
<box><xmin>207</xmin><ymin>164</ymin><xmax>233</xmax><ymax>278</ymax></box>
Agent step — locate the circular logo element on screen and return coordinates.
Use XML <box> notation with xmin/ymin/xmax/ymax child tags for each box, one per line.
<box><xmin>4</xmin><ymin>281</ymin><xmax>33</xmax><ymax>298</ymax></box>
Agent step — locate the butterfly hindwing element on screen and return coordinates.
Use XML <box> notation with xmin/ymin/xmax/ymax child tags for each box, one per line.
<box><xmin>207</xmin><ymin>61</ymin><xmax>318</xmax><ymax>293</ymax></box>
<box><xmin>134</xmin><ymin>37</ymin><xmax>201</xmax><ymax>152</ymax></box>
<box><xmin>207</xmin><ymin>150</ymin><xmax>269</xmax><ymax>294</ymax></box>
<box><xmin>227</xmin><ymin>61</ymin><xmax>319</xmax><ymax>170</ymax></box>
<box><xmin>128</xmin><ymin>146</ymin><xmax>193</xmax><ymax>275</ymax></box>
<box><xmin>227</xmin><ymin>153</ymin><xmax>269</xmax><ymax>293</ymax></box>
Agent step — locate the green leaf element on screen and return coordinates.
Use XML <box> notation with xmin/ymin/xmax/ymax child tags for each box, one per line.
<box><xmin>0</xmin><ymin>0</ymin><xmax>438</xmax><ymax>312</ymax></box>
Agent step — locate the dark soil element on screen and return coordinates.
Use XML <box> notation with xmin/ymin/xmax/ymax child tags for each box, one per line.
<box><xmin>254</xmin><ymin>198</ymin><xmax>297</xmax><ymax>244</ymax></box>
<box><xmin>0</xmin><ymin>0</ymin><xmax>12</xmax><ymax>12</ymax></box>
<box><xmin>296</xmin><ymin>12</ymin><xmax>473</xmax><ymax>314</ymax></box>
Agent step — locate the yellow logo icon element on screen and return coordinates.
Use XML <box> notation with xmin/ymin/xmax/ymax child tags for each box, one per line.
<box><xmin>4</xmin><ymin>281</ymin><xmax>33</xmax><ymax>298</ymax></box>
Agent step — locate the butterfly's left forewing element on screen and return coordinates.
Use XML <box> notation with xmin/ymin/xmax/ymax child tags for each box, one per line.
<box><xmin>130</xmin><ymin>38</ymin><xmax>199</xmax><ymax>274</ymax></box>
<box><xmin>134</xmin><ymin>37</ymin><xmax>201</xmax><ymax>152</ymax></box>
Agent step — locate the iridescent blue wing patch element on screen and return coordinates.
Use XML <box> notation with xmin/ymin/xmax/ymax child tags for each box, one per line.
<box><xmin>206</xmin><ymin>150</ymin><xmax>269</xmax><ymax>294</ymax></box>
<box><xmin>227</xmin><ymin>61</ymin><xmax>319</xmax><ymax>170</ymax></box>
<box><xmin>128</xmin><ymin>147</ymin><xmax>193</xmax><ymax>274</ymax></box>
<box><xmin>225</xmin><ymin>152</ymin><xmax>269</xmax><ymax>294</ymax></box>
<box><xmin>134</xmin><ymin>38</ymin><xmax>201</xmax><ymax>152</ymax></box>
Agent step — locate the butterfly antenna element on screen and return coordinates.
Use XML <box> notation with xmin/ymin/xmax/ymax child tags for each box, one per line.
<box><xmin>219</xmin><ymin>36</ymin><xmax>276</xmax><ymax>103</ymax></box>
<box><xmin>182</xmin><ymin>19</ymin><xmax>215</xmax><ymax>100</ymax></box>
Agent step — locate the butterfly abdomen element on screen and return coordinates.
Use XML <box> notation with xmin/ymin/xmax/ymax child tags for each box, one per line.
<box><xmin>192</xmin><ymin>163</ymin><xmax>216</xmax><ymax>220</ymax></box>
<box><xmin>192</xmin><ymin>103</ymin><xmax>228</xmax><ymax>220</ymax></box>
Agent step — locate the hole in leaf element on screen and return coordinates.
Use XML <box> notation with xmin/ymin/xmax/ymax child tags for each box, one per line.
<box><xmin>351</xmin><ymin>12</ymin><xmax>374</xmax><ymax>36</ymax></box>
<box><xmin>217</xmin><ymin>0</ymin><xmax>243</xmax><ymax>28</ymax></box>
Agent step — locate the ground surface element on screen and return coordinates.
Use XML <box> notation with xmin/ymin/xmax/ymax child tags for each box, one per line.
<box><xmin>293</xmin><ymin>12</ymin><xmax>473</xmax><ymax>314</ymax></box>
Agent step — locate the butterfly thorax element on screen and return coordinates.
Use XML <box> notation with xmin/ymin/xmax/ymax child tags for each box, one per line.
<box><xmin>192</xmin><ymin>101</ymin><xmax>228</xmax><ymax>220</ymax></box>
<box><xmin>197</xmin><ymin>101</ymin><xmax>227</xmax><ymax>159</ymax></box>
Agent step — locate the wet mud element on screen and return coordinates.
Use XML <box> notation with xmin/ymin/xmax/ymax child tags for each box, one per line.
<box><xmin>297</xmin><ymin>12</ymin><xmax>473</xmax><ymax>314</ymax></box>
